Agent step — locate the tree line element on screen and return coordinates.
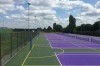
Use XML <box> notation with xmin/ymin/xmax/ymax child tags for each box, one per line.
<box><xmin>41</xmin><ymin>15</ymin><xmax>100</xmax><ymax>33</ymax></box>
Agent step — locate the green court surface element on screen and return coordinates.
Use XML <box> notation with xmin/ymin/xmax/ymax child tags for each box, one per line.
<box><xmin>5</xmin><ymin>33</ymin><xmax>60</xmax><ymax>66</ymax></box>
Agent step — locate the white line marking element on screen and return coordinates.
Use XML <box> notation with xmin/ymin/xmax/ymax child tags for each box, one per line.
<box><xmin>58</xmin><ymin>52</ymin><xmax>100</xmax><ymax>53</ymax></box>
<box><xmin>21</xmin><ymin>44</ymin><xmax>35</xmax><ymax>66</ymax></box>
<box><xmin>55</xmin><ymin>52</ymin><xmax>62</xmax><ymax>66</ymax></box>
<box><xmin>3</xmin><ymin>46</ymin><xmax>25</xmax><ymax>66</ymax></box>
<box><xmin>63</xmin><ymin>65</ymin><xmax>100</xmax><ymax>66</ymax></box>
<box><xmin>57</xmin><ymin>54</ymin><xmax>100</xmax><ymax>55</ymax></box>
<box><xmin>69</xmin><ymin>42</ymin><xmax>100</xmax><ymax>53</ymax></box>
<box><xmin>45</xmin><ymin>34</ymin><xmax>62</xmax><ymax>66</ymax></box>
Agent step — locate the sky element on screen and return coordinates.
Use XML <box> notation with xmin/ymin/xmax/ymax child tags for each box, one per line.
<box><xmin>0</xmin><ymin>0</ymin><xmax>100</xmax><ymax>28</ymax></box>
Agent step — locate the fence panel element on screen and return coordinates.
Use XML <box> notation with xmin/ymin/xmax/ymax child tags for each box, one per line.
<box><xmin>0</xmin><ymin>29</ymin><xmax>39</xmax><ymax>66</ymax></box>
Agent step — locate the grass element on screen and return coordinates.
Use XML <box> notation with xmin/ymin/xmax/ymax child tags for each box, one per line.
<box><xmin>5</xmin><ymin>33</ymin><xmax>60</xmax><ymax>66</ymax></box>
<box><xmin>0</xmin><ymin>29</ymin><xmax>12</xmax><ymax>57</ymax></box>
<box><xmin>0</xmin><ymin>29</ymin><xmax>12</xmax><ymax>33</ymax></box>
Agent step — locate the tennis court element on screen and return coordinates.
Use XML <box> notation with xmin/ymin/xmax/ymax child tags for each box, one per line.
<box><xmin>5</xmin><ymin>33</ymin><xmax>60</xmax><ymax>66</ymax></box>
<box><xmin>4</xmin><ymin>33</ymin><xmax>100</xmax><ymax>66</ymax></box>
<box><xmin>46</xmin><ymin>33</ymin><xmax>100</xmax><ymax>66</ymax></box>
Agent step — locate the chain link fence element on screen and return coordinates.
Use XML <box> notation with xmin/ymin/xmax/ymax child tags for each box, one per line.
<box><xmin>0</xmin><ymin>29</ymin><xmax>38</xmax><ymax>66</ymax></box>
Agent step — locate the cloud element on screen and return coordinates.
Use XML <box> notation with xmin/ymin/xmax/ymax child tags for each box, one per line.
<box><xmin>76</xmin><ymin>1</ymin><xmax>100</xmax><ymax>24</ymax></box>
<box><xmin>95</xmin><ymin>1</ymin><xmax>100</xmax><ymax>9</ymax></box>
<box><xmin>76</xmin><ymin>16</ymin><xmax>98</xmax><ymax>26</ymax></box>
<box><xmin>0</xmin><ymin>0</ymin><xmax>13</xmax><ymax>4</ymax></box>
<box><xmin>29</xmin><ymin>0</ymin><xmax>59</xmax><ymax>8</ymax></box>
<box><xmin>0</xmin><ymin>0</ymin><xmax>15</xmax><ymax>15</ymax></box>
<box><xmin>13</xmin><ymin>0</ymin><xmax>25</xmax><ymax>5</ymax></box>
<box><xmin>0</xmin><ymin>9</ymin><xmax>6</xmax><ymax>14</ymax></box>
<box><xmin>0</xmin><ymin>0</ymin><xmax>100</xmax><ymax>28</ymax></box>
<box><xmin>80</xmin><ymin>9</ymin><xmax>100</xmax><ymax>16</ymax></box>
<box><xmin>80</xmin><ymin>2</ymin><xmax>94</xmax><ymax>12</ymax></box>
<box><xmin>0</xmin><ymin>4</ymin><xmax>14</xmax><ymax>11</ymax></box>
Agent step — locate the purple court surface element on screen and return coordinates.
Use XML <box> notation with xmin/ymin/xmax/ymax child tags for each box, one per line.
<box><xmin>57</xmin><ymin>53</ymin><xmax>100</xmax><ymax>65</ymax></box>
<box><xmin>46</xmin><ymin>33</ymin><xmax>100</xmax><ymax>66</ymax></box>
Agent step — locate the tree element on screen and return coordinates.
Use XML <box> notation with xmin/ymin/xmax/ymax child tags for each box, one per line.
<box><xmin>84</xmin><ymin>24</ymin><xmax>92</xmax><ymax>31</ymax></box>
<box><xmin>63</xmin><ymin>27</ymin><xmax>69</xmax><ymax>33</ymax></box>
<box><xmin>76</xmin><ymin>26</ymin><xmax>82</xmax><ymax>31</ymax></box>
<box><xmin>55</xmin><ymin>24</ymin><xmax>63</xmax><ymax>32</ymax></box>
<box><xmin>47</xmin><ymin>26</ymin><xmax>52</xmax><ymax>32</ymax></box>
<box><xmin>92</xmin><ymin>21</ymin><xmax>100</xmax><ymax>31</ymax></box>
<box><xmin>76</xmin><ymin>24</ymin><xmax>92</xmax><ymax>31</ymax></box>
<box><xmin>43</xmin><ymin>27</ymin><xmax>46</xmax><ymax>31</ymax></box>
<box><xmin>67</xmin><ymin>15</ymin><xmax>76</xmax><ymax>33</ymax></box>
<box><xmin>53</xmin><ymin>23</ymin><xmax>57</xmax><ymax>32</ymax></box>
<box><xmin>37</xmin><ymin>27</ymin><xmax>42</xmax><ymax>31</ymax></box>
<box><xmin>53</xmin><ymin>23</ymin><xmax>63</xmax><ymax>32</ymax></box>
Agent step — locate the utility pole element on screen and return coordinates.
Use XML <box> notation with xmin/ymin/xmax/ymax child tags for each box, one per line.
<box><xmin>28</xmin><ymin>3</ymin><xmax>30</xmax><ymax>31</ymax></box>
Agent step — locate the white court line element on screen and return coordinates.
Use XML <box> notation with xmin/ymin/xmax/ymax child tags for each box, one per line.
<box><xmin>3</xmin><ymin>46</ymin><xmax>25</xmax><ymax>66</ymax></box>
<box><xmin>73</xmin><ymin>44</ymin><xmax>100</xmax><ymax>45</ymax></box>
<box><xmin>54</xmin><ymin>52</ymin><xmax>62</xmax><ymax>66</ymax></box>
<box><xmin>45</xmin><ymin>34</ymin><xmax>62</xmax><ymax>66</ymax></box>
<box><xmin>57</xmin><ymin>54</ymin><xmax>100</xmax><ymax>55</ymax></box>
<box><xmin>63</xmin><ymin>65</ymin><xmax>100</xmax><ymax>66</ymax></box>
<box><xmin>56</xmin><ymin>52</ymin><xmax>100</xmax><ymax>54</ymax></box>
<box><xmin>69</xmin><ymin>42</ymin><xmax>100</xmax><ymax>52</ymax></box>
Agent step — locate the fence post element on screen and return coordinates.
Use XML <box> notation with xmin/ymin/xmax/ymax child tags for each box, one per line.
<box><xmin>21</xmin><ymin>32</ymin><xmax>23</xmax><ymax>48</ymax></box>
<box><xmin>24</xmin><ymin>30</ymin><xmax>26</xmax><ymax>45</ymax></box>
<box><xmin>10</xmin><ymin>33</ymin><xmax>12</xmax><ymax>57</ymax></box>
<box><xmin>29</xmin><ymin>31</ymin><xmax>32</xmax><ymax>50</ymax></box>
<box><xmin>0</xmin><ymin>34</ymin><xmax>1</xmax><ymax>66</ymax></box>
<box><xmin>17</xmin><ymin>32</ymin><xmax>18</xmax><ymax>52</ymax></box>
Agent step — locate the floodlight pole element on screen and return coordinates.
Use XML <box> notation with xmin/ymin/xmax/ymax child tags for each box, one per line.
<box><xmin>35</xmin><ymin>16</ymin><xmax>36</xmax><ymax>29</ymax></box>
<box><xmin>28</xmin><ymin>3</ymin><xmax>32</xmax><ymax>50</ymax></box>
<box><xmin>28</xmin><ymin>3</ymin><xmax>29</xmax><ymax>31</ymax></box>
